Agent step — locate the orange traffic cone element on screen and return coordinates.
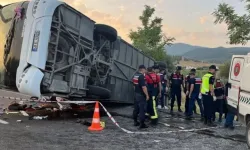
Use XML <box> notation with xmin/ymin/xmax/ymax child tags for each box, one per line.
<box><xmin>88</xmin><ymin>102</ymin><xmax>103</xmax><ymax>131</ymax></box>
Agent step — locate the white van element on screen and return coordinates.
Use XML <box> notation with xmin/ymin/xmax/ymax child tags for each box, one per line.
<box><xmin>228</xmin><ymin>53</ymin><xmax>250</xmax><ymax>147</ymax></box>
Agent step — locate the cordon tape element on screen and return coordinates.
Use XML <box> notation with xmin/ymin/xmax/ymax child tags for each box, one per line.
<box><xmin>0</xmin><ymin>95</ymin><xmax>237</xmax><ymax>135</ymax></box>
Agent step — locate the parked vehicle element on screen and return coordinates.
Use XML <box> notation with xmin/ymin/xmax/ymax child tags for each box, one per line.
<box><xmin>0</xmin><ymin>0</ymin><xmax>155</xmax><ymax>103</ymax></box>
<box><xmin>227</xmin><ymin>53</ymin><xmax>250</xmax><ymax>147</ymax></box>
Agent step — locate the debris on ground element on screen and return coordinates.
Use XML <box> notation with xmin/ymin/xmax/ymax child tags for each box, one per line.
<box><xmin>29</xmin><ymin>116</ymin><xmax>48</xmax><ymax>120</ymax></box>
<box><xmin>76</xmin><ymin>119</ymin><xmax>91</xmax><ymax>126</ymax></box>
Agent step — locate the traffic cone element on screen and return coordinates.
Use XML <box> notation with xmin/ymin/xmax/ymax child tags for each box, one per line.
<box><xmin>88</xmin><ymin>102</ymin><xmax>103</xmax><ymax>131</ymax></box>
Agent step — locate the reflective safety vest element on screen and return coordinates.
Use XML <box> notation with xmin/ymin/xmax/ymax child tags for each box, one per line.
<box><xmin>201</xmin><ymin>73</ymin><xmax>213</xmax><ymax>94</ymax></box>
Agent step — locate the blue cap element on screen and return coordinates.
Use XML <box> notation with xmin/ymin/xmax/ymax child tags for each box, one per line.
<box><xmin>209</xmin><ymin>65</ymin><xmax>218</xmax><ymax>71</ymax></box>
<box><xmin>139</xmin><ymin>65</ymin><xmax>146</xmax><ymax>69</ymax></box>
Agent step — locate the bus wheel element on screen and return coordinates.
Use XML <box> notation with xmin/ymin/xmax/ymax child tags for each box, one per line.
<box><xmin>246</xmin><ymin>121</ymin><xmax>250</xmax><ymax>148</ymax></box>
<box><xmin>94</xmin><ymin>24</ymin><xmax>117</xmax><ymax>42</ymax></box>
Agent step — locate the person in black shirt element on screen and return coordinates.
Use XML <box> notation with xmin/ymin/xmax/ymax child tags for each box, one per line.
<box><xmin>212</xmin><ymin>78</ymin><xmax>225</xmax><ymax>122</ymax></box>
<box><xmin>185</xmin><ymin>69</ymin><xmax>197</xmax><ymax>115</ymax></box>
<box><xmin>132</xmin><ymin>65</ymin><xmax>149</xmax><ymax>129</ymax></box>
<box><xmin>169</xmin><ymin>66</ymin><xmax>184</xmax><ymax>113</ymax></box>
<box><xmin>186</xmin><ymin>72</ymin><xmax>202</xmax><ymax>119</ymax></box>
<box><xmin>201</xmin><ymin>65</ymin><xmax>217</xmax><ymax>127</ymax></box>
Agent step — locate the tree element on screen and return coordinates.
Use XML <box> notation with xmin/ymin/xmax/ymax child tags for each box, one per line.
<box><xmin>219</xmin><ymin>61</ymin><xmax>230</xmax><ymax>79</ymax></box>
<box><xmin>129</xmin><ymin>5</ymin><xmax>175</xmax><ymax>70</ymax></box>
<box><xmin>213</xmin><ymin>1</ymin><xmax>250</xmax><ymax>45</ymax></box>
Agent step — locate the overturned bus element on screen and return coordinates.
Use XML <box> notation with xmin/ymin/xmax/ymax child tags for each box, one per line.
<box><xmin>0</xmin><ymin>0</ymin><xmax>156</xmax><ymax>103</ymax></box>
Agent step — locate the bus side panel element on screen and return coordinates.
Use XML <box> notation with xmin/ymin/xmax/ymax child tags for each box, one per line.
<box><xmin>106</xmin><ymin>39</ymin><xmax>154</xmax><ymax>103</ymax></box>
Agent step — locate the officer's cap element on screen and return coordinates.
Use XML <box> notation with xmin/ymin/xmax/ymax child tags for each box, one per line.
<box><xmin>147</xmin><ymin>67</ymin><xmax>153</xmax><ymax>72</ymax></box>
<box><xmin>190</xmin><ymin>68</ymin><xmax>196</xmax><ymax>72</ymax></box>
<box><xmin>153</xmin><ymin>65</ymin><xmax>159</xmax><ymax>69</ymax></box>
<box><xmin>176</xmin><ymin>66</ymin><xmax>182</xmax><ymax>70</ymax></box>
<box><xmin>139</xmin><ymin>65</ymin><xmax>146</xmax><ymax>69</ymax></box>
<box><xmin>209</xmin><ymin>65</ymin><xmax>218</xmax><ymax>71</ymax></box>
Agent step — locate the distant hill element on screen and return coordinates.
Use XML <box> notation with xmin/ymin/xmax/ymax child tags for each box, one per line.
<box><xmin>183</xmin><ymin>47</ymin><xmax>250</xmax><ymax>63</ymax></box>
<box><xmin>165</xmin><ymin>43</ymin><xmax>204</xmax><ymax>56</ymax></box>
<box><xmin>166</xmin><ymin>43</ymin><xmax>250</xmax><ymax>63</ymax></box>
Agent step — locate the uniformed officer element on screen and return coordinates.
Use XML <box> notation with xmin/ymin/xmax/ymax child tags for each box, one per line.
<box><xmin>186</xmin><ymin>72</ymin><xmax>204</xmax><ymax>120</ymax></box>
<box><xmin>132</xmin><ymin>65</ymin><xmax>150</xmax><ymax>129</ymax></box>
<box><xmin>157</xmin><ymin>69</ymin><xmax>168</xmax><ymax>109</ymax></box>
<box><xmin>170</xmin><ymin>66</ymin><xmax>184</xmax><ymax>114</ymax></box>
<box><xmin>224</xmin><ymin>82</ymin><xmax>235</xmax><ymax>130</ymax></box>
<box><xmin>184</xmin><ymin>69</ymin><xmax>197</xmax><ymax>115</ymax></box>
<box><xmin>212</xmin><ymin>78</ymin><xmax>225</xmax><ymax>122</ymax></box>
<box><xmin>201</xmin><ymin>65</ymin><xmax>217</xmax><ymax>127</ymax></box>
<box><xmin>145</xmin><ymin>67</ymin><xmax>161</xmax><ymax>125</ymax></box>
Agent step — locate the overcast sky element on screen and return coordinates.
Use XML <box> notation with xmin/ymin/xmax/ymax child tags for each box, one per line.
<box><xmin>1</xmin><ymin>0</ymin><xmax>250</xmax><ymax>47</ymax></box>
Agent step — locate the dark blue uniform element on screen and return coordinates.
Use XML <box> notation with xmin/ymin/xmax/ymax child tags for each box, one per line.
<box><xmin>170</xmin><ymin>72</ymin><xmax>184</xmax><ymax>111</ymax></box>
<box><xmin>187</xmin><ymin>77</ymin><xmax>204</xmax><ymax>117</ymax></box>
<box><xmin>185</xmin><ymin>75</ymin><xmax>197</xmax><ymax>115</ymax></box>
<box><xmin>158</xmin><ymin>73</ymin><xmax>167</xmax><ymax>108</ymax></box>
<box><xmin>132</xmin><ymin>72</ymin><xmax>147</xmax><ymax>124</ymax></box>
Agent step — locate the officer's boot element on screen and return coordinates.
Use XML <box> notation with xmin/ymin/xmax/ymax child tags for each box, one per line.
<box><xmin>218</xmin><ymin>114</ymin><xmax>222</xmax><ymax>123</ymax></box>
<box><xmin>139</xmin><ymin>122</ymin><xmax>149</xmax><ymax>129</ymax></box>
<box><xmin>134</xmin><ymin>120</ymin><xmax>140</xmax><ymax>126</ymax></box>
<box><xmin>170</xmin><ymin>108</ymin><xmax>174</xmax><ymax>115</ymax></box>
<box><xmin>204</xmin><ymin>118</ymin><xmax>208</xmax><ymax>125</ymax></box>
<box><xmin>207</xmin><ymin>120</ymin><xmax>217</xmax><ymax>127</ymax></box>
<box><xmin>200</xmin><ymin>116</ymin><xmax>204</xmax><ymax>122</ymax></box>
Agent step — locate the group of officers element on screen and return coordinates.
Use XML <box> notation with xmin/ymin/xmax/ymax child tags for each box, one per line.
<box><xmin>133</xmin><ymin>63</ymin><xmax>227</xmax><ymax>129</ymax></box>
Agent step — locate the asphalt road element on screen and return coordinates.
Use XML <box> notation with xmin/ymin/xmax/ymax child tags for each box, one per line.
<box><xmin>0</xmin><ymin>89</ymin><xmax>248</xmax><ymax>150</ymax></box>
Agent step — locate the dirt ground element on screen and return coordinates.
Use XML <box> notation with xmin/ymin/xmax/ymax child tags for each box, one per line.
<box><xmin>0</xmin><ymin>89</ymin><xmax>248</xmax><ymax>150</ymax></box>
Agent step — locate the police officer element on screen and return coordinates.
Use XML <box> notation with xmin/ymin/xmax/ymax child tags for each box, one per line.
<box><xmin>185</xmin><ymin>69</ymin><xmax>197</xmax><ymax>115</ymax></box>
<box><xmin>132</xmin><ymin>65</ymin><xmax>150</xmax><ymax>129</ymax></box>
<box><xmin>201</xmin><ymin>65</ymin><xmax>217</xmax><ymax>127</ymax></box>
<box><xmin>186</xmin><ymin>71</ymin><xmax>204</xmax><ymax>120</ymax></box>
<box><xmin>157</xmin><ymin>69</ymin><xmax>168</xmax><ymax>109</ymax></box>
<box><xmin>224</xmin><ymin>81</ymin><xmax>235</xmax><ymax>130</ymax></box>
<box><xmin>145</xmin><ymin>67</ymin><xmax>161</xmax><ymax>125</ymax></box>
<box><xmin>212</xmin><ymin>78</ymin><xmax>225</xmax><ymax>122</ymax></box>
<box><xmin>170</xmin><ymin>66</ymin><xmax>184</xmax><ymax>114</ymax></box>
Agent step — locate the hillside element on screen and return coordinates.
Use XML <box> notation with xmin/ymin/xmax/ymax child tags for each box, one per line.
<box><xmin>166</xmin><ymin>43</ymin><xmax>250</xmax><ymax>63</ymax></box>
<box><xmin>165</xmin><ymin>43</ymin><xmax>204</xmax><ymax>56</ymax></box>
<box><xmin>183</xmin><ymin>47</ymin><xmax>250</xmax><ymax>63</ymax></box>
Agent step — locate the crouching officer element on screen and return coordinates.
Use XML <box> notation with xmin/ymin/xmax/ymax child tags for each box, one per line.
<box><xmin>212</xmin><ymin>78</ymin><xmax>225</xmax><ymax>122</ymax></box>
<box><xmin>145</xmin><ymin>67</ymin><xmax>161</xmax><ymax>125</ymax></box>
<box><xmin>201</xmin><ymin>65</ymin><xmax>217</xmax><ymax>127</ymax></box>
<box><xmin>170</xmin><ymin>66</ymin><xmax>184</xmax><ymax>114</ymax></box>
<box><xmin>132</xmin><ymin>65</ymin><xmax>150</xmax><ymax>129</ymax></box>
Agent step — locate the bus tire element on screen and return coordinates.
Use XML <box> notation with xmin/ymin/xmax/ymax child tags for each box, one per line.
<box><xmin>246</xmin><ymin>121</ymin><xmax>250</xmax><ymax>148</ymax></box>
<box><xmin>87</xmin><ymin>85</ymin><xmax>111</xmax><ymax>99</ymax></box>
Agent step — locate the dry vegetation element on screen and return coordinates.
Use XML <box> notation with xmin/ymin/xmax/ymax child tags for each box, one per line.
<box><xmin>179</xmin><ymin>60</ymin><xmax>219</xmax><ymax>68</ymax></box>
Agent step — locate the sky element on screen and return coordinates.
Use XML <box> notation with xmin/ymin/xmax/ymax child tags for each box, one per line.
<box><xmin>1</xmin><ymin>0</ymin><xmax>250</xmax><ymax>47</ymax></box>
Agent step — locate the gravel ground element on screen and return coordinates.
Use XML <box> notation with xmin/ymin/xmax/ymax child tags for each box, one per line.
<box><xmin>0</xmin><ymin>89</ymin><xmax>248</xmax><ymax>150</ymax></box>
